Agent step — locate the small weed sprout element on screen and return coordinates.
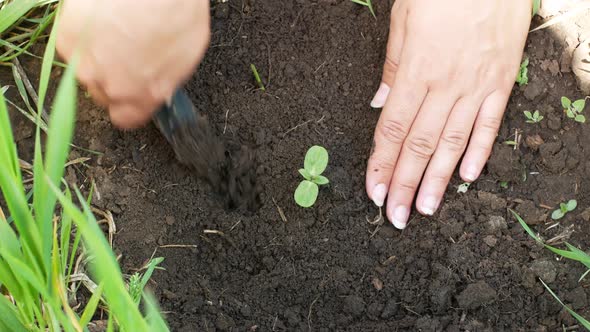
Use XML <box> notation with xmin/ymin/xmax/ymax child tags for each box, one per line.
<box><xmin>499</xmin><ymin>181</ymin><xmax>509</xmax><ymax>189</ymax></box>
<box><xmin>350</xmin><ymin>0</ymin><xmax>376</xmax><ymax>18</ymax></box>
<box><xmin>295</xmin><ymin>146</ymin><xmax>329</xmax><ymax>208</ymax></box>
<box><xmin>250</xmin><ymin>64</ymin><xmax>266</xmax><ymax>91</ymax></box>
<box><xmin>512</xmin><ymin>209</ymin><xmax>590</xmax><ymax>329</ymax></box>
<box><xmin>516</xmin><ymin>57</ymin><xmax>529</xmax><ymax>86</ymax></box>
<box><xmin>457</xmin><ymin>182</ymin><xmax>470</xmax><ymax>193</ymax></box>
<box><xmin>551</xmin><ymin>199</ymin><xmax>577</xmax><ymax>220</ymax></box>
<box><xmin>562</xmin><ymin>96</ymin><xmax>586</xmax><ymax>123</ymax></box>
<box><xmin>524</xmin><ymin>110</ymin><xmax>543</xmax><ymax>123</ymax></box>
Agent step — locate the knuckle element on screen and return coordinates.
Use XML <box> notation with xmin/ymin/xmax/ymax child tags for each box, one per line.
<box><xmin>405</xmin><ymin>134</ymin><xmax>436</xmax><ymax>160</ymax></box>
<box><xmin>370</xmin><ymin>154</ymin><xmax>396</xmax><ymax>171</ymax></box>
<box><xmin>395</xmin><ymin>180</ymin><xmax>416</xmax><ymax>193</ymax></box>
<box><xmin>478</xmin><ymin>116</ymin><xmax>502</xmax><ymax>135</ymax></box>
<box><xmin>379</xmin><ymin>119</ymin><xmax>408</xmax><ymax>145</ymax></box>
<box><xmin>440</xmin><ymin>129</ymin><xmax>468</xmax><ymax>152</ymax></box>
<box><xmin>384</xmin><ymin>55</ymin><xmax>399</xmax><ymax>73</ymax></box>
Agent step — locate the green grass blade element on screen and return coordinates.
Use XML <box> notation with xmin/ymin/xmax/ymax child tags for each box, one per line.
<box><xmin>540</xmin><ymin>279</ymin><xmax>590</xmax><ymax>329</ymax></box>
<box><xmin>512</xmin><ymin>209</ymin><xmax>590</xmax><ymax>266</ymax></box>
<box><xmin>0</xmin><ymin>80</ymin><xmax>22</xmax><ymax>180</ymax></box>
<box><xmin>60</xmin><ymin>184</ymin><xmax>73</xmax><ymax>274</ymax></box>
<box><xmin>0</xmin><ymin>0</ymin><xmax>40</xmax><ymax>34</ymax></box>
<box><xmin>49</xmin><ymin>182</ymin><xmax>151</xmax><ymax>331</ymax></box>
<box><xmin>37</xmin><ymin>2</ymin><xmax>59</xmax><ymax>114</ymax></box>
<box><xmin>0</xmin><ymin>295</ymin><xmax>27</xmax><ymax>332</ymax></box>
<box><xmin>79</xmin><ymin>282</ymin><xmax>105</xmax><ymax>327</ymax></box>
<box><xmin>144</xmin><ymin>291</ymin><xmax>169</xmax><ymax>331</ymax></box>
<box><xmin>34</xmin><ymin>51</ymin><xmax>78</xmax><ymax>274</ymax></box>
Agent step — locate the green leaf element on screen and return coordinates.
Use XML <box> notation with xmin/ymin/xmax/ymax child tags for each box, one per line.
<box><xmin>79</xmin><ymin>282</ymin><xmax>105</xmax><ymax>327</ymax></box>
<box><xmin>537</xmin><ymin>115</ymin><xmax>544</xmax><ymax>121</ymax></box>
<box><xmin>539</xmin><ymin>279</ymin><xmax>590</xmax><ymax>330</ymax></box>
<box><xmin>136</xmin><ymin>257</ymin><xmax>165</xmax><ymax>305</ymax></box>
<box><xmin>304</xmin><ymin>145</ymin><xmax>329</xmax><ymax>176</ymax></box>
<box><xmin>298</xmin><ymin>168</ymin><xmax>311</xmax><ymax>180</ymax></box>
<box><xmin>294</xmin><ymin>180</ymin><xmax>319</xmax><ymax>208</ymax></box>
<box><xmin>552</xmin><ymin>209</ymin><xmax>565</xmax><ymax>220</ymax></box>
<box><xmin>314</xmin><ymin>175</ymin><xmax>329</xmax><ymax>185</ymax></box>
<box><xmin>566</xmin><ymin>199</ymin><xmax>577</xmax><ymax>211</ymax></box>
<box><xmin>566</xmin><ymin>109</ymin><xmax>575</xmax><ymax>118</ymax></box>
<box><xmin>562</xmin><ymin>96</ymin><xmax>572</xmax><ymax>109</ymax></box>
<box><xmin>573</xmin><ymin>99</ymin><xmax>586</xmax><ymax>113</ymax></box>
<box><xmin>575</xmin><ymin>114</ymin><xmax>586</xmax><ymax>123</ymax></box>
<box><xmin>523</xmin><ymin>110</ymin><xmax>532</xmax><ymax>119</ymax></box>
<box><xmin>0</xmin><ymin>295</ymin><xmax>27</xmax><ymax>332</ymax></box>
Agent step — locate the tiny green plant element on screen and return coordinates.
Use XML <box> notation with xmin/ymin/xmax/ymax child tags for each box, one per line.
<box><xmin>524</xmin><ymin>110</ymin><xmax>543</xmax><ymax>123</ymax></box>
<box><xmin>294</xmin><ymin>146</ymin><xmax>329</xmax><ymax>208</ymax></box>
<box><xmin>512</xmin><ymin>209</ymin><xmax>590</xmax><ymax>329</ymax></box>
<box><xmin>350</xmin><ymin>0</ymin><xmax>376</xmax><ymax>18</ymax></box>
<box><xmin>499</xmin><ymin>181</ymin><xmax>509</xmax><ymax>189</ymax></box>
<box><xmin>516</xmin><ymin>57</ymin><xmax>529</xmax><ymax>86</ymax></box>
<box><xmin>551</xmin><ymin>199</ymin><xmax>577</xmax><ymax>220</ymax></box>
<box><xmin>457</xmin><ymin>182</ymin><xmax>470</xmax><ymax>194</ymax></box>
<box><xmin>250</xmin><ymin>64</ymin><xmax>265</xmax><ymax>91</ymax></box>
<box><xmin>562</xmin><ymin>96</ymin><xmax>586</xmax><ymax>123</ymax></box>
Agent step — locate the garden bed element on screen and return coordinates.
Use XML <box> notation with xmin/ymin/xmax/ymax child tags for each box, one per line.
<box><xmin>10</xmin><ymin>0</ymin><xmax>590</xmax><ymax>330</ymax></box>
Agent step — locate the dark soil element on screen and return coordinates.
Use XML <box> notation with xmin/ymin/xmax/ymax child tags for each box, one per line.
<box><xmin>8</xmin><ymin>1</ymin><xmax>590</xmax><ymax>331</ymax></box>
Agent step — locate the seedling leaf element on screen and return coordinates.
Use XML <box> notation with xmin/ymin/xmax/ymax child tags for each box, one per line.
<box><xmin>573</xmin><ymin>99</ymin><xmax>586</xmax><ymax>112</ymax></box>
<box><xmin>551</xmin><ymin>209</ymin><xmax>565</xmax><ymax>220</ymax></box>
<box><xmin>562</xmin><ymin>96</ymin><xmax>572</xmax><ymax>109</ymax></box>
<box><xmin>314</xmin><ymin>175</ymin><xmax>329</xmax><ymax>185</ymax></box>
<box><xmin>566</xmin><ymin>199</ymin><xmax>577</xmax><ymax>211</ymax></box>
<box><xmin>575</xmin><ymin>114</ymin><xmax>586</xmax><ymax>123</ymax></box>
<box><xmin>304</xmin><ymin>145</ymin><xmax>329</xmax><ymax>176</ymax></box>
<box><xmin>294</xmin><ymin>180</ymin><xmax>319</xmax><ymax>208</ymax></box>
<box><xmin>516</xmin><ymin>58</ymin><xmax>529</xmax><ymax>86</ymax></box>
<box><xmin>566</xmin><ymin>109</ymin><xmax>575</xmax><ymax>118</ymax></box>
<box><xmin>539</xmin><ymin>279</ymin><xmax>590</xmax><ymax>330</ymax></box>
<box><xmin>524</xmin><ymin>110</ymin><xmax>532</xmax><ymax>119</ymax></box>
<box><xmin>299</xmin><ymin>168</ymin><xmax>311</xmax><ymax>180</ymax></box>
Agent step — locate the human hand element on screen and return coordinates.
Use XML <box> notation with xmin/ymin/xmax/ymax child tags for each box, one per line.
<box><xmin>366</xmin><ymin>0</ymin><xmax>532</xmax><ymax>229</ymax></box>
<box><xmin>56</xmin><ymin>0</ymin><xmax>210</xmax><ymax>129</ymax></box>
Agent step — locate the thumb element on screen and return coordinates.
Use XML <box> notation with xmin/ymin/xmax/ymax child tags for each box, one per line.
<box><xmin>108</xmin><ymin>102</ymin><xmax>156</xmax><ymax>130</ymax></box>
<box><xmin>370</xmin><ymin>3</ymin><xmax>407</xmax><ymax>108</ymax></box>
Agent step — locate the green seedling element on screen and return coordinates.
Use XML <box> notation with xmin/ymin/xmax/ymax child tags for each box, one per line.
<box><xmin>524</xmin><ymin>110</ymin><xmax>543</xmax><ymax>123</ymax></box>
<box><xmin>551</xmin><ymin>199</ymin><xmax>577</xmax><ymax>220</ymax></box>
<box><xmin>250</xmin><ymin>64</ymin><xmax>265</xmax><ymax>91</ymax></box>
<box><xmin>562</xmin><ymin>96</ymin><xmax>586</xmax><ymax>123</ymax></box>
<box><xmin>512</xmin><ymin>209</ymin><xmax>590</xmax><ymax>329</ymax></box>
<box><xmin>499</xmin><ymin>181</ymin><xmax>509</xmax><ymax>189</ymax></box>
<box><xmin>294</xmin><ymin>146</ymin><xmax>329</xmax><ymax>208</ymax></box>
<box><xmin>457</xmin><ymin>182</ymin><xmax>470</xmax><ymax>193</ymax></box>
<box><xmin>516</xmin><ymin>57</ymin><xmax>529</xmax><ymax>86</ymax></box>
<box><xmin>350</xmin><ymin>0</ymin><xmax>376</xmax><ymax>18</ymax></box>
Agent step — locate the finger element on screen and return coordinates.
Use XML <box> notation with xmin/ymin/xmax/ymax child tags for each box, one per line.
<box><xmin>460</xmin><ymin>89</ymin><xmax>510</xmax><ymax>182</ymax></box>
<box><xmin>370</xmin><ymin>2</ymin><xmax>407</xmax><ymax>108</ymax></box>
<box><xmin>108</xmin><ymin>102</ymin><xmax>157</xmax><ymax>130</ymax></box>
<box><xmin>415</xmin><ymin>96</ymin><xmax>483</xmax><ymax>215</ymax></box>
<box><xmin>85</xmin><ymin>82</ymin><xmax>109</xmax><ymax>107</ymax></box>
<box><xmin>385</xmin><ymin>91</ymin><xmax>457</xmax><ymax>229</ymax></box>
<box><xmin>365</xmin><ymin>78</ymin><xmax>428</xmax><ymax>208</ymax></box>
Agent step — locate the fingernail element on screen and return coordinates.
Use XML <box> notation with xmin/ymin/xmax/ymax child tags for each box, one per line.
<box><xmin>421</xmin><ymin>196</ymin><xmax>439</xmax><ymax>216</ymax></box>
<box><xmin>464</xmin><ymin>165</ymin><xmax>480</xmax><ymax>182</ymax></box>
<box><xmin>391</xmin><ymin>205</ymin><xmax>409</xmax><ymax>230</ymax></box>
<box><xmin>371</xmin><ymin>183</ymin><xmax>388</xmax><ymax>207</ymax></box>
<box><xmin>370</xmin><ymin>83</ymin><xmax>390</xmax><ymax>108</ymax></box>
